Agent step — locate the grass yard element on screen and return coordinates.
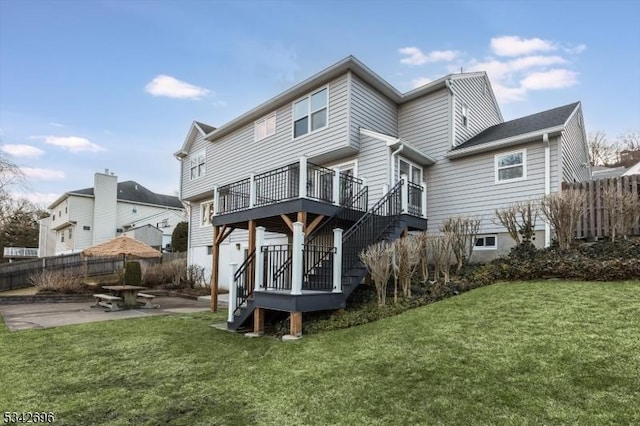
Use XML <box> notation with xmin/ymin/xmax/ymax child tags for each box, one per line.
<box><xmin>1</xmin><ymin>281</ymin><xmax>639</xmax><ymax>425</ymax></box>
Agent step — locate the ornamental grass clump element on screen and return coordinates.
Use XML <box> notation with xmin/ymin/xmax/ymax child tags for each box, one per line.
<box><xmin>360</xmin><ymin>241</ymin><xmax>393</xmax><ymax>306</ymax></box>
<box><xmin>540</xmin><ymin>189</ymin><xmax>585</xmax><ymax>250</ymax></box>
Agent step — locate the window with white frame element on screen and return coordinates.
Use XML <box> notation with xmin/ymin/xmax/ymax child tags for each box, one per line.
<box><xmin>190</xmin><ymin>150</ymin><xmax>206</xmax><ymax>180</ymax></box>
<box><xmin>201</xmin><ymin>201</ymin><xmax>214</xmax><ymax>226</ymax></box>
<box><xmin>293</xmin><ymin>88</ymin><xmax>328</xmax><ymax>138</ymax></box>
<box><xmin>255</xmin><ymin>112</ymin><xmax>276</xmax><ymax>141</ymax></box>
<box><xmin>462</xmin><ymin>103</ymin><xmax>469</xmax><ymax>128</ymax></box>
<box><xmin>475</xmin><ymin>234</ymin><xmax>497</xmax><ymax>250</ymax></box>
<box><xmin>495</xmin><ymin>150</ymin><xmax>526</xmax><ymax>182</ymax></box>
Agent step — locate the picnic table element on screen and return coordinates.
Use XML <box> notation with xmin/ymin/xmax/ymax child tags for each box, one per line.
<box><xmin>102</xmin><ymin>285</ymin><xmax>148</xmax><ymax>308</ymax></box>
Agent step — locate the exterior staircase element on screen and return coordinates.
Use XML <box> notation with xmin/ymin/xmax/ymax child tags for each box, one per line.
<box><xmin>227</xmin><ymin>180</ymin><xmax>409</xmax><ymax>331</ymax></box>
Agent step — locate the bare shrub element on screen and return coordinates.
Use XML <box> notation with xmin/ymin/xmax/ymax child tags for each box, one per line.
<box><xmin>428</xmin><ymin>233</ymin><xmax>453</xmax><ymax>283</ymax></box>
<box><xmin>390</xmin><ymin>236</ymin><xmax>422</xmax><ymax>302</ymax></box>
<box><xmin>360</xmin><ymin>241</ymin><xmax>393</xmax><ymax>306</ymax></box>
<box><xmin>142</xmin><ymin>259</ymin><xmax>188</xmax><ymax>288</ymax></box>
<box><xmin>494</xmin><ymin>201</ymin><xmax>538</xmax><ymax>244</ymax></box>
<box><xmin>415</xmin><ymin>232</ymin><xmax>431</xmax><ymax>285</ymax></box>
<box><xmin>28</xmin><ymin>269</ymin><xmax>84</xmax><ymax>293</ymax></box>
<box><xmin>540</xmin><ymin>189</ymin><xmax>585</xmax><ymax>249</ymax></box>
<box><xmin>601</xmin><ymin>187</ymin><xmax>640</xmax><ymax>242</ymax></box>
<box><xmin>441</xmin><ymin>216</ymin><xmax>481</xmax><ymax>271</ymax></box>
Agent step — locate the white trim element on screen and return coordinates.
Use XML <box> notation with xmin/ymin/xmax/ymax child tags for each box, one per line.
<box><xmin>446</xmin><ymin>125</ymin><xmax>564</xmax><ymax>159</ymax></box>
<box><xmin>331</xmin><ymin>159</ymin><xmax>358</xmax><ymax>177</ymax></box>
<box><xmin>189</xmin><ymin>149</ymin><xmax>206</xmax><ymax>181</ymax></box>
<box><xmin>292</xmin><ymin>86</ymin><xmax>329</xmax><ymax>140</ymax></box>
<box><xmin>254</xmin><ymin>111</ymin><xmax>277</xmax><ymax>142</ymax></box>
<box><xmin>397</xmin><ymin>155</ymin><xmax>424</xmax><ymax>184</ymax></box>
<box><xmin>495</xmin><ymin>149</ymin><xmax>527</xmax><ymax>184</ymax></box>
<box><xmin>474</xmin><ymin>234</ymin><xmax>497</xmax><ymax>250</ymax></box>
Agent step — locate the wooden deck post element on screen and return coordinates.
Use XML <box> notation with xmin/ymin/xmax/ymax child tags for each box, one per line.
<box><xmin>253</xmin><ymin>307</ymin><xmax>265</xmax><ymax>335</ymax></box>
<box><xmin>211</xmin><ymin>225</ymin><xmax>219</xmax><ymax>312</ymax></box>
<box><xmin>290</xmin><ymin>311</ymin><xmax>302</xmax><ymax>337</ymax></box>
<box><xmin>248</xmin><ymin>220</ymin><xmax>256</xmax><ymax>289</ymax></box>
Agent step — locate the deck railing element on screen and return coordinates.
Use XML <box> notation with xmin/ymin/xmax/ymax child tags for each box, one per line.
<box><xmin>406</xmin><ymin>181</ymin><xmax>423</xmax><ymax>217</ymax></box>
<box><xmin>232</xmin><ymin>248</ymin><xmax>255</xmax><ymax>315</ymax></box>
<box><xmin>217</xmin><ymin>178</ymin><xmax>251</xmax><ymax>214</ymax></box>
<box><xmin>254</xmin><ymin>163</ymin><xmax>300</xmax><ymax>207</ymax></box>
<box><xmin>306</xmin><ymin>163</ymin><xmax>334</xmax><ymax>203</ymax></box>
<box><xmin>262</xmin><ymin>244</ymin><xmax>293</xmax><ymax>290</ymax></box>
<box><xmin>302</xmin><ymin>244</ymin><xmax>335</xmax><ymax>291</ymax></box>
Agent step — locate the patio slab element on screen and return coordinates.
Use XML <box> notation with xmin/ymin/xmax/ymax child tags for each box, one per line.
<box><xmin>0</xmin><ymin>296</ymin><xmax>218</xmax><ymax>332</ymax></box>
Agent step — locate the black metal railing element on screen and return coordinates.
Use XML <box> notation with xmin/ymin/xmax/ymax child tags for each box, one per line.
<box><xmin>254</xmin><ymin>163</ymin><xmax>299</xmax><ymax>207</ymax></box>
<box><xmin>342</xmin><ymin>180</ymin><xmax>403</xmax><ymax>274</ymax></box>
<box><xmin>262</xmin><ymin>244</ymin><xmax>293</xmax><ymax>290</ymax></box>
<box><xmin>303</xmin><ymin>244</ymin><xmax>335</xmax><ymax>290</ymax></box>
<box><xmin>306</xmin><ymin>163</ymin><xmax>334</xmax><ymax>203</ymax></box>
<box><xmin>339</xmin><ymin>174</ymin><xmax>366</xmax><ymax>209</ymax></box>
<box><xmin>217</xmin><ymin>178</ymin><xmax>251</xmax><ymax>214</ymax></box>
<box><xmin>407</xmin><ymin>181</ymin><xmax>423</xmax><ymax>217</ymax></box>
<box><xmin>232</xmin><ymin>249</ymin><xmax>255</xmax><ymax>315</ymax></box>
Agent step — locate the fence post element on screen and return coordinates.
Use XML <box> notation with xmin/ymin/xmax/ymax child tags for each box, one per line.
<box><xmin>249</xmin><ymin>173</ymin><xmax>256</xmax><ymax>208</ymax></box>
<box><xmin>299</xmin><ymin>156</ymin><xmax>308</xmax><ymax>199</ymax></box>
<box><xmin>291</xmin><ymin>222</ymin><xmax>304</xmax><ymax>295</ymax></box>
<box><xmin>332</xmin><ymin>228</ymin><xmax>343</xmax><ymax>293</ymax></box>
<box><xmin>332</xmin><ymin>168</ymin><xmax>340</xmax><ymax>205</ymax></box>
<box><xmin>254</xmin><ymin>226</ymin><xmax>265</xmax><ymax>291</ymax></box>
<box><xmin>400</xmin><ymin>174</ymin><xmax>409</xmax><ymax>214</ymax></box>
<box><xmin>227</xmin><ymin>262</ymin><xmax>238</xmax><ymax>323</ymax></box>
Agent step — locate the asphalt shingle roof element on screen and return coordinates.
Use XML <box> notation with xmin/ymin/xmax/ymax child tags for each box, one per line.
<box><xmin>454</xmin><ymin>102</ymin><xmax>579</xmax><ymax>151</ymax></box>
<box><xmin>195</xmin><ymin>121</ymin><xmax>216</xmax><ymax>134</ymax></box>
<box><xmin>69</xmin><ymin>181</ymin><xmax>182</xmax><ymax>209</ymax></box>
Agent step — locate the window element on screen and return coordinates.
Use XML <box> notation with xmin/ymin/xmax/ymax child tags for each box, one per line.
<box><xmin>495</xmin><ymin>150</ymin><xmax>526</xmax><ymax>182</ymax></box>
<box><xmin>160</xmin><ymin>218</ymin><xmax>169</xmax><ymax>228</ymax></box>
<box><xmin>68</xmin><ymin>228</ymin><xmax>73</xmax><ymax>240</ymax></box>
<box><xmin>475</xmin><ymin>235</ymin><xmax>497</xmax><ymax>250</ymax></box>
<box><xmin>293</xmin><ymin>88</ymin><xmax>328</xmax><ymax>138</ymax></box>
<box><xmin>65</xmin><ymin>207</ymin><xmax>68</xmax><ymax>213</ymax></box>
<box><xmin>190</xmin><ymin>150</ymin><xmax>206</xmax><ymax>180</ymax></box>
<box><xmin>206</xmin><ymin>245</ymin><xmax>213</xmax><ymax>256</ymax></box>
<box><xmin>52</xmin><ymin>214</ymin><xmax>55</xmax><ymax>221</ymax></box>
<box><xmin>255</xmin><ymin>112</ymin><xmax>276</xmax><ymax>141</ymax></box>
<box><xmin>398</xmin><ymin>157</ymin><xmax>423</xmax><ymax>184</ymax></box>
<box><xmin>462</xmin><ymin>103</ymin><xmax>469</xmax><ymax>128</ymax></box>
<box><xmin>83</xmin><ymin>225</ymin><xmax>91</xmax><ymax>231</ymax></box>
<box><xmin>201</xmin><ymin>201</ymin><xmax>214</xmax><ymax>226</ymax></box>
<box><xmin>60</xmin><ymin>234</ymin><xmax>64</xmax><ymax>243</ymax></box>
<box><xmin>132</xmin><ymin>207</ymin><xmax>137</xmax><ymax>214</ymax></box>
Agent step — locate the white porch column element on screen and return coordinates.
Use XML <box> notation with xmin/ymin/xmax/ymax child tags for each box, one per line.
<box><xmin>332</xmin><ymin>228</ymin><xmax>343</xmax><ymax>293</ymax></box>
<box><xmin>291</xmin><ymin>221</ymin><xmax>304</xmax><ymax>295</ymax></box>
<box><xmin>212</xmin><ymin>185</ymin><xmax>219</xmax><ymax>215</ymax></box>
<box><xmin>421</xmin><ymin>182</ymin><xmax>427</xmax><ymax>218</ymax></box>
<box><xmin>543</xmin><ymin>134</ymin><xmax>551</xmax><ymax>247</ymax></box>
<box><xmin>227</xmin><ymin>262</ymin><xmax>238</xmax><ymax>323</ymax></box>
<box><xmin>400</xmin><ymin>174</ymin><xmax>409</xmax><ymax>214</ymax></box>
<box><xmin>254</xmin><ymin>226</ymin><xmax>265</xmax><ymax>291</ymax></box>
<box><xmin>332</xmin><ymin>168</ymin><xmax>340</xmax><ymax>205</ymax></box>
<box><xmin>249</xmin><ymin>173</ymin><xmax>256</xmax><ymax>208</ymax></box>
<box><xmin>299</xmin><ymin>155</ymin><xmax>308</xmax><ymax>199</ymax></box>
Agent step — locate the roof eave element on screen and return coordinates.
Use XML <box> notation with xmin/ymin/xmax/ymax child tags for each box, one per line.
<box><xmin>446</xmin><ymin>125</ymin><xmax>565</xmax><ymax>159</ymax></box>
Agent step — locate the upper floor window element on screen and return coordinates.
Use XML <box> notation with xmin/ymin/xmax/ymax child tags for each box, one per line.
<box><xmin>201</xmin><ymin>201</ymin><xmax>214</xmax><ymax>226</ymax></box>
<box><xmin>293</xmin><ymin>88</ymin><xmax>328</xmax><ymax>138</ymax></box>
<box><xmin>255</xmin><ymin>112</ymin><xmax>276</xmax><ymax>141</ymax></box>
<box><xmin>495</xmin><ymin>149</ymin><xmax>527</xmax><ymax>182</ymax></box>
<box><xmin>190</xmin><ymin>150</ymin><xmax>206</xmax><ymax>180</ymax></box>
<box><xmin>68</xmin><ymin>227</ymin><xmax>73</xmax><ymax>241</ymax></box>
<box><xmin>462</xmin><ymin>103</ymin><xmax>469</xmax><ymax>128</ymax></box>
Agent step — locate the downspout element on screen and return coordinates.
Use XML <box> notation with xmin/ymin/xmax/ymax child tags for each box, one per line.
<box><xmin>543</xmin><ymin>133</ymin><xmax>551</xmax><ymax>247</ymax></box>
<box><xmin>445</xmin><ymin>79</ymin><xmax>456</xmax><ymax>147</ymax></box>
<box><xmin>390</xmin><ymin>143</ymin><xmax>404</xmax><ymax>186</ymax></box>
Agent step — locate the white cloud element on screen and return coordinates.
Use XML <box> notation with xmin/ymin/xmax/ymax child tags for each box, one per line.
<box><xmin>466</xmin><ymin>55</ymin><xmax>567</xmax><ymax>82</ymax></box>
<box><xmin>145</xmin><ymin>75</ymin><xmax>210</xmax><ymax>100</ymax></box>
<box><xmin>32</xmin><ymin>135</ymin><xmax>105</xmax><ymax>153</ymax></box>
<box><xmin>564</xmin><ymin>43</ymin><xmax>587</xmax><ymax>54</ymax></box>
<box><xmin>49</xmin><ymin>122</ymin><xmax>65</xmax><ymax>128</ymax></box>
<box><xmin>12</xmin><ymin>192</ymin><xmax>60</xmax><ymax>205</ymax></box>
<box><xmin>491</xmin><ymin>83</ymin><xmax>527</xmax><ymax>103</ymax></box>
<box><xmin>520</xmin><ymin>69</ymin><xmax>579</xmax><ymax>90</ymax></box>
<box><xmin>20</xmin><ymin>167</ymin><xmax>65</xmax><ymax>180</ymax></box>
<box><xmin>399</xmin><ymin>47</ymin><xmax>460</xmax><ymax>65</ymax></box>
<box><xmin>411</xmin><ymin>77</ymin><xmax>433</xmax><ymax>89</ymax></box>
<box><xmin>0</xmin><ymin>144</ymin><xmax>45</xmax><ymax>158</ymax></box>
<box><xmin>490</xmin><ymin>36</ymin><xmax>556</xmax><ymax>57</ymax></box>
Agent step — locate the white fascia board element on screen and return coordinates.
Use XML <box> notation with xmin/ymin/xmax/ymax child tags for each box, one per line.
<box><xmin>445</xmin><ymin>125</ymin><xmax>565</xmax><ymax>159</ymax></box>
<box><xmin>174</xmin><ymin>122</ymin><xmax>205</xmax><ymax>159</ymax></box>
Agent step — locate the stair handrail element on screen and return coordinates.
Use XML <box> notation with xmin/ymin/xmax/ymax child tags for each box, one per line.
<box><xmin>232</xmin><ymin>248</ymin><xmax>256</xmax><ymax>314</ymax></box>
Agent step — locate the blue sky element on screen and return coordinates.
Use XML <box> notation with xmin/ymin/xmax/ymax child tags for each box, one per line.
<box><xmin>1</xmin><ymin>0</ymin><xmax>639</xmax><ymax>206</ymax></box>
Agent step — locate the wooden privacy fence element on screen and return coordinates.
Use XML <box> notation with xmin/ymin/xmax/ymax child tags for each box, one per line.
<box><xmin>0</xmin><ymin>251</ymin><xmax>187</xmax><ymax>292</ymax></box>
<box><xmin>563</xmin><ymin>175</ymin><xmax>640</xmax><ymax>240</ymax></box>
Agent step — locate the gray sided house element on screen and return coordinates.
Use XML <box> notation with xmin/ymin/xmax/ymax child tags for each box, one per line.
<box><xmin>175</xmin><ymin>56</ymin><xmax>590</xmax><ymax>336</ymax></box>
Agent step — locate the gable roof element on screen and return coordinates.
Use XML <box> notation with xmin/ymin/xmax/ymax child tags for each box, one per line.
<box><xmin>174</xmin><ymin>120</ymin><xmax>216</xmax><ymax>158</ymax></box>
<box><xmin>445</xmin><ymin>102</ymin><xmax>582</xmax><ymax>160</ymax></box>
<box><xmin>195</xmin><ymin>55</ymin><xmax>496</xmax><ymax>143</ymax></box>
<box><xmin>454</xmin><ymin>102</ymin><xmax>580</xmax><ymax>151</ymax></box>
<box><xmin>66</xmin><ymin>181</ymin><xmax>183</xmax><ymax>209</ymax></box>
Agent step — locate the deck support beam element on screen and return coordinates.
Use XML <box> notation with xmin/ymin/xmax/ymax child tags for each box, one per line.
<box><xmin>253</xmin><ymin>308</ymin><xmax>265</xmax><ymax>335</ymax></box>
<box><xmin>290</xmin><ymin>311</ymin><xmax>302</xmax><ymax>337</ymax></box>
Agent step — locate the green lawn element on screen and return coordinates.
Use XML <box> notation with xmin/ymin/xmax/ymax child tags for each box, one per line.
<box><xmin>1</xmin><ymin>281</ymin><xmax>639</xmax><ymax>425</ymax></box>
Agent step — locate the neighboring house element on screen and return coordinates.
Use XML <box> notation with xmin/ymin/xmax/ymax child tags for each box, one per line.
<box><xmin>38</xmin><ymin>170</ymin><xmax>186</xmax><ymax>257</ymax></box>
<box><xmin>175</xmin><ymin>56</ymin><xmax>591</xmax><ymax>335</ymax></box>
<box><xmin>591</xmin><ymin>165</ymin><xmax>627</xmax><ymax>179</ymax></box>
